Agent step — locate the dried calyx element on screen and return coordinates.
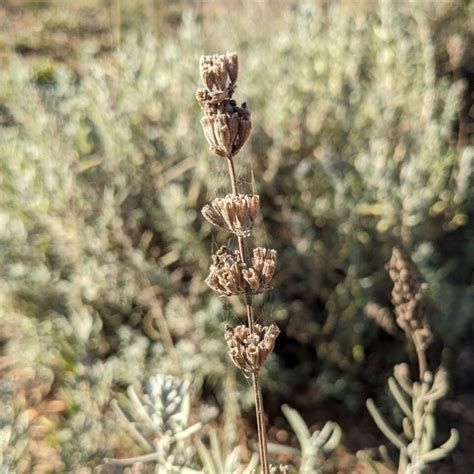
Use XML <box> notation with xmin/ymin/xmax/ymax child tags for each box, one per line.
<box><xmin>225</xmin><ymin>323</ymin><xmax>280</xmax><ymax>373</ymax></box>
<box><xmin>205</xmin><ymin>247</ymin><xmax>245</xmax><ymax>297</ymax></box>
<box><xmin>387</xmin><ymin>247</ymin><xmax>432</xmax><ymax>349</ymax></box>
<box><xmin>199</xmin><ymin>52</ymin><xmax>238</xmax><ymax>94</ymax></box>
<box><xmin>243</xmin><ymin>247</ymin><xmax>278</xmax><ymax>294</ymax></box>
<box><xmin>200</xmin><ymin>101</ymin><xmax>251</xmax><ymax>157</ymax></box>
<box><xmin>197</xmin><ymin>52</ymin><xmax>251</xmax><ymax>158</ymax></box>
<box><xmin>202</xmin><ymin>193</ymin><xmax>259</xmax><ymax>237</ymax></box>
<box><xmin>205</xmin><ymin>246</ymin><xmax>277</xmax><ymax>297</ymax></box>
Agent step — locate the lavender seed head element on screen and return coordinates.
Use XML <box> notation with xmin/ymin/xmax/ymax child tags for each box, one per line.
<box><xmin>202</xmin><ymin>193</ymin><xmax>259</xmax><ymax>237</ymax></box>
<box><xmin>225</xmin><ymin>323</ymin><xmax>280</xmax><ymax>373</ymax></box>
<box><xmin>206</xmin><ymin>246</ymin><xmax>277</xmax><ymax>297</ymax></box>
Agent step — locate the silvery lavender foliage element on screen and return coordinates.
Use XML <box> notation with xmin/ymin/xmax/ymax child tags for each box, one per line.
<box><xmin>106</xmin><ymin>374</ymin><xmax>201</xmax><ymax>472</ymax></box>
<box><xmin>240</xmin><ymin>0</ymin><xmax>473</xmax><ymax>405</ymax></box>
<box><xmin>361</xmin><ymin>249</ymin><xmax>458</xmax><ymax>473</ymax></box>
<box><xmin>269</xmin><ymin>405</ymin><xmax>341</xmax><ymax>474</ymax></box>
<box><xmin>0</xmin><ymin>24</ymin><xmax>226</xmax><ymax>470</ymax></box>
<box><xmin>0</xmin><ymin>382</ymin><xmax>29</xmax><ymax>473</ymax></box>
<box><xmin>195</xmin><ymin>430</ymin><xmax>259</xmax><ymax>474</ymax></box>
<box><xmin>363</xmin><ymin>366</ymin><xmax>458</xmax><ymax>474</ymax></box>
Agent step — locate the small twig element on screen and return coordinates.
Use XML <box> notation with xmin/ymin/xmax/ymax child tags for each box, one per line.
<box><xmin>198</xmin><ymin>54</ymin><xmax>272</xmax><ymax>474</ymax></box>
<box><xmin>139</xmin><ymin>288</ymin><xmax>182</xmax><ymax>376</ymax></box>
<box><xmin>104</xmin><ymin>451</ymin><xmax>163</xmax><ymax>466</ymax></box>
<box><xmin>226</xmin><ymin>154</ymin><xmax>269</xmax><ymax>474</ymax></box>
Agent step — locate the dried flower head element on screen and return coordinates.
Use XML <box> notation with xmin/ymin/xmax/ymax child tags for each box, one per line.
<box><xmin>200</xmin><ymin>103</ymin><xmax>251</xmax><ymax>157</ymax></box>
<box><xmin>206</xmin><ymin>246</ymin><xmax>277</xmax><ymax>297</ymax></box>
<box><xmin>225</xmin><ymin>323</ymin><xmax>280</xmax><ymax>373</ymax></box>
<box><xmin>202</xmin><ymin>193</ymin><xmax>259</xmax><ymax>237</ymax></box>
<box><xmin>388</xmin><ymin>247</ymin><xmax>432</xmax><ymax>349</ymax></box>
<box><xmin>199</xmin><ymin>52</ymin><xmax>238</xmax><ymax>92</ymax></box>
<box><xmin>205</xmin><ymin>246</ymin><xmax>246</xmax><ymax>296</ymax></box>
<box><xmin>242</xmin><ymin>247</ymin><xmax>278</xmax><ymax>294</ymax></box>
<box><xmin>197</xmin><ymin>52</ymin><xmax>251</xmax><ymax>157</ymax></box>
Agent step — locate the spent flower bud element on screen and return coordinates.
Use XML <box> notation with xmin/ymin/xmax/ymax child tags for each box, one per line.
<box><xmin>202</xmin><ymin>193</ymin><xmax>259</xmax><ymax>237</ymax></box>
<box><xmin>225</xmin><ymin>323</ymin><xmax>280</xmax><ymax>373</ymax></box>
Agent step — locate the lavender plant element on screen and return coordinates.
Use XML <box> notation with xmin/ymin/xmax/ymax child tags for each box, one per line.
<box><xmin>269</xmin><ymin>405</ymin><xmax>341</xmax><ymax>474</ymax></box>
<box><xmin>0</xmin><ymin>382</ymin><xmax>29</xmax><ymax>473</ymax></box>
<box><xmin>105</xmin><ymin>373</ymin><xmax>202</xmax><ymax>472</ymax></box>
<box><xmin>195</xmin><ymin>430</ymin><xmax>259</xmax><ymax>474</ymax></box>
<box><xmin>106</xmin><ymin>371</ymin><xmax>335</xmax><ymax>472</ymax></box>
<box><xmin>196</xmin><ymin>52</ymin><xmax>280</xmax><ymax>473</ymax></box>
<box><xmin>361</xmin><ymin>248</ymin><xmax>459</xmax><ymax>473</ymax></box>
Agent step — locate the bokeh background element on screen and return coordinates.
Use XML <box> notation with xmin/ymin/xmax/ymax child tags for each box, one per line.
<box><xmin>0</xmin><ymin>0</ymin><xmax>473</xmax><ymax>472</ymax></box>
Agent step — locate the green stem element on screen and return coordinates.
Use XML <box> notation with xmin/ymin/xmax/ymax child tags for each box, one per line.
<box><xmin>413</xmin><ymin>333</ymin><xmax>427</xmax><ymax>382</ymax></box>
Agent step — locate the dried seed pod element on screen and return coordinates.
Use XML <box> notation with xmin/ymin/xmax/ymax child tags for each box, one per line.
<box><xmin>206</xmin><ymin>246</ymin><xmax>277</xmax><ymax>296</ymax></box>
<box><xmin>226</xmin><ymin>52</ymin><xmax>239</xmax><ymax>84</ymax></box>
<box><xmin>205</xmin><ymin>246</ymin><xmax>246</xmax><ymax>297</ymax></box>
<box><xmin>202</xmin><ymin>194</ymin><xmax>260</xmax><ymax>237</ymax></box>
<box><xmin>225</xmin><ymin>323</ymin><xmax>280</xmax><ymax>373</ymax></box>
<box><xmin>387</xmin><ymin>247</ymin><xmax>432</xmax><ymax>349</ymax></box>
<box><xmin>199</xmin><ymin>52</ymin><xmax>238</xmax><ymax>92</ymax></box>
<box><xmin>242</xmin><ymin>247</ymin><xmax>278</xmax><ymax>293</ymax></box>
<box><xmin>200</xmin><ymin>106</ymin><xmax>251</xmax><ymax>157</ymax></box>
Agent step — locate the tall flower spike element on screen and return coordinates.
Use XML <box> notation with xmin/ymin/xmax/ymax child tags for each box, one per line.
<box><xmin>202</xmin><ymin>193</ymin><xmax>259</xmax><ymax>237</ymax></box>
<box><xmin>198</xmin><ymin>52</ymin><xmax>274</xmax><ymax>473</ymax></box>
<box><xmin>225</xmin><ymin>324</ymin><xmax>280</xmax><ymax>373</ymax></box>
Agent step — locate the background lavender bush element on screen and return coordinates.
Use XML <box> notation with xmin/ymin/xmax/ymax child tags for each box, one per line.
<box><xmin>0</xmin><ymin>0</ymin><xmax>472</xmax><ymax>471</ymax></box>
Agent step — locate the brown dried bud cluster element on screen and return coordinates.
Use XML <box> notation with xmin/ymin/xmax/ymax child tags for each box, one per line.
<box><xmin>200</xmin><ymin>102</ymin><xmax>251</xmax><ymax>157</ymax></box>
<box><xmin>202</xmin><ymin>193</ymin><xmax>259</xmax><ymax>237</ymax></box>
<box><xmin>200</xmin><ymin>52</ymin><xmax>238</xmax><ymax>92</ymax></box>
<box><xmin>206</xmin><ymin>246</ymin><xmax>277</xmax><ymax>297</ymax></box>
<box><xmin>225</xmin><ymin>323</ymin><xmax>280</xmax><ymax>373</ymax></box>
<box><xmin>197</xmin><ymin>53</ymin><xmax>251</xmax><ymax>158</ymax></box>
<box><xmin>243</xmin><ymin>247</ymin><xmax>278</xmax><ymax>294</ymax></box>
<box><xmin>388</xmin><ymin>247</ymin><xmax>432</xmax><ymax>349</ymax></box>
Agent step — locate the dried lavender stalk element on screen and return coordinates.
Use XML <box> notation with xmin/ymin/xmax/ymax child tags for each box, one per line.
<box><xmin>197</xmin><ymin>52</ymin><xmax>279</xmax><ymax>474</ymax></box>
<box><xmin>387</xmin><ymin>247</ymin><xmax>432</xmax><ymax>379</ymax></box>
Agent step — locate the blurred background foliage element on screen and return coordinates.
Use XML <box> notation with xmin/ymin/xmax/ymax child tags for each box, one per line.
<box><xmin>0</xmin><ymin>0</ymin><xmax>473</xmax><ymax>471</ymax></box>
